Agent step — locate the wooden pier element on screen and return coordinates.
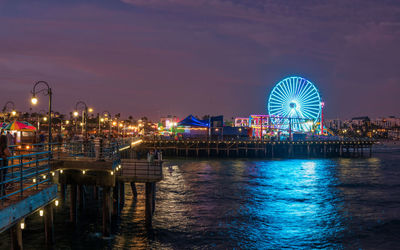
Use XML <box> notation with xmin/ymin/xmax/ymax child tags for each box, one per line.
<box><xmin>0</xmin><ymin>140</ymin><xmax>163</xmax><ymax>249</ymax></box>
<box><xmin>137</xmin><ymin>139</ymin><xmax>374</xmax><ymax>158</ymax></box>
<box><xmin>0</xmin><ymin>149</ymin><xmax>57</xmax><ymax>249</ymax></box>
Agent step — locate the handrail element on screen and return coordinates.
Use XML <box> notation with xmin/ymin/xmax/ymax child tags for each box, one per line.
<box><xmin>0</xmin><ymin>140</ymin><xmax>131</xmax><ymax>205</ymax></box>
<box><xmin>0</xmin><ymin>149</ymin><xmax>52</xmax><ymax>205</ymax></box>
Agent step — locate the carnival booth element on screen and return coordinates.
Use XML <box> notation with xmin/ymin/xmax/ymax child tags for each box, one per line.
<box><xmin>177</xmin><ymin>115</ymin><xmax>209</xmax><ymax>138</ymax></box>
<box><xmin>4</xmin><ymin>121</ymin><xmax>37</xmax><ymax>144</ymax></box>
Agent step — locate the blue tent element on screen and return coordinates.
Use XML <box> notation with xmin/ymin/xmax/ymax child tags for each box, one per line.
<box><xmin>178</xmin><ymin>115</ymin><xmax>209</xmax><ymax>127</ymax></box>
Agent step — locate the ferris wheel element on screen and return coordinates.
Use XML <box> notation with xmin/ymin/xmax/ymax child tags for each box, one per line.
<box><xmin>268</xmin><ymin>76</ymin><xmax>322</xmax><ymax>132</ymax></box>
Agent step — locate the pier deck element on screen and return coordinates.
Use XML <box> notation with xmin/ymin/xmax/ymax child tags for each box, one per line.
<box><xmin>138</xmin><ymin>139</ymin><xmax>374</xmax><ymax>158</ymax></box>
<box><xmin>117</xmin><ymin>159</ymin><xmax>163</xmax><ymax>183</ymax></box>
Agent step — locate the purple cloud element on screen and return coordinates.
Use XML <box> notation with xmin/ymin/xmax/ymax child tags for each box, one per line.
<box><xmin>0</xmin><ymin>0</ymin><xmax>399</xmax><ymax>120</ymax></box>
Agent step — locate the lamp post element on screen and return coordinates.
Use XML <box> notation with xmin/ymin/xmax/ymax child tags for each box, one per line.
<box><xmin>36</xmin><ymin>109</ymin><xmax>48</xmax><ymax>132</ymax></box>
<box><xmin>101</xmin><ymin>111</ymin><xmax>111</xmax><ymax>138</ymax></box>
<box><xmin>74</xmin><ymin>101</ymin><xmax>90</xmax><ymax>139</ymax></box>
<box><xmin>31</xmin><ymin>81</ymin><xmax>52</xmax><ymax>152</ymax></box>
<box><xmin>320</xmin><ymin>101</ymin><xmax>325</xmax><ymax>135</ymax></box>
<box><xmin>2</xmin><ymin>101</ymin><xmax>16</xmax><ymax>122</ymax></box>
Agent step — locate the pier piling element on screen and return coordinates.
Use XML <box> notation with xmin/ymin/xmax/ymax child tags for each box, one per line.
<box><xmin>70</xmin><ymin>184</ymin><xmax>77</xmax><ymax>225</ymax></box>
<box><xmin>10</xmin><ymin>221</ymin><xmax>23</xmax><ymax>250</ymax></box>
<box><xmin>145</xmin><ymin>182</ymin><xmax>154</xmax><ymax>228</ymax></box>
<box><xmin>44</xmin><ymin>203</ymin><xmax>54</xmax><ymax>245</ymax></box>
<box><xmin>102</xmin><ymin>187</ymin><xmax>111</xmax><ymax>237</ymax></box>
<box><xmin>130</xmin><ymin>182</ymin><xmax>138</xmax><ymax>198</ymax></box>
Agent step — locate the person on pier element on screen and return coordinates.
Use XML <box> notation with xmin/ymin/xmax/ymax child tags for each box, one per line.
<box><xmin>0</xmin><ymin>134</ymin><xmax>11</xmax><ymax>197</ymax></box>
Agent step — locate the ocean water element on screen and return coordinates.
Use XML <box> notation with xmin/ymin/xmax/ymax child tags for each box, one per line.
<box><xmin>1</xmin><ymin>148</ymin><xmax>400</xmax><ymax>249</ymax></box>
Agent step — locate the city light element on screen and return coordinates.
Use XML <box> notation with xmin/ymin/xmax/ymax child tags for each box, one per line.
<box><xmin>73</xmin><ymin>111</ymin><xmax>79</xmax><ymax>117</ymax></box>
<box><xmin>11</xmin><ymin>110</ymin><xmax>16</xmax><ymax>116</ymax></box>
<box><xmin>88</xmin><ymin>108</ymin><xmax>93</xmax><ymax>113</ymax></box>
<box><xmin>131</xmin><ymin>139</ymin><xmax>143</xmax><ymax>146</ymax></box>
<box><xmin>39</xmin><ymin>209</ymin><xmax>44</xmax><ymax>216</ymax></box>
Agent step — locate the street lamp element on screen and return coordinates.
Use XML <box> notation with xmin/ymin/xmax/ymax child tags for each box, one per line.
<box><xmin>31</xmin><ymin>81</ymin><xmax>53</xmax><ymax>151</ymax></box>
<box><xmin>100</xmin><ymin>111</ymin><xmax>111</xmax><ymax>137</ymax></box>
<box><xmin>74</xmin><ymin>101</ymin><xmax>89</xmax><ymax>138</ymax></box>
<box><xmin>2</xmin><ymin>101</ymin><xmax>16</xmax><ymax>122</ymax></box>
<box><xmin>35</xmin><ymin>109</ymin><xmax>47</xmax><ymax>132</ymax></box>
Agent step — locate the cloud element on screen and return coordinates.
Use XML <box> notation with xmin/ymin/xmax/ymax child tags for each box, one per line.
<box><xmin>0</xmin><ymin>0</ymin><xmax>399</xmax><ymax>119</ymax></box>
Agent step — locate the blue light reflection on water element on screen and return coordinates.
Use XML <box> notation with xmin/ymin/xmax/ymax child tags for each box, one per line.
<box><xmin>152</xmin><ymin>159</ymin><xmax>348</xmax><ymax>249</ymax></box>
<box><xmin>240</xmin><ymin>160</ymin><xmax>344</xmax><ymax>249</ymax></box>
<box><xmin>153</xmin><ymin>157</ymin><xmax>399</xmax><ymax>249</ymax></box>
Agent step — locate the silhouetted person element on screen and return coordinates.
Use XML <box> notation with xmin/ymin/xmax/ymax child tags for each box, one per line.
<box><xmin>0</xmin><ymin>135</ymin><xmax>11</xmax><ymax>197</ymax></box>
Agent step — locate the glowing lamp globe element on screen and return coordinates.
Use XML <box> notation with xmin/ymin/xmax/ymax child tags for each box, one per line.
<box><xmin>31</xmin><ymin>97</ymin><xmax>38</xmax><ymax>105</ymax></box>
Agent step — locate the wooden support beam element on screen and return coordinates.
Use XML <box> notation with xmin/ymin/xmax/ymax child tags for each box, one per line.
<box><xmin>145</xmin><ymin>182</ymin><xmax>153</xmax><ymax>228</ymax></box>
<box><xmin>10</xmin><ymin>221</ymin><xmax>23</xmax><ymax>250</ymax></box>
<box><xmin>77</xmin><ymin>185</ymin><xmax>84</xmax><ymax>211</ymax></box>
<box><xmin>93</xmin><ymin>186</ymin><xmax>98</xmax><ymax>200</ymax></box>
<box><xmin>70</xmin><ymin>185</ymin><xmax>77</xmax><ymax>225</ymax></box>
<box><xmin>112</xmin><ymin>182</ymin><xmax>120</xmax><ymax>217</ymax></box>
<box><xmin>102</xmin><ymin>187</ymin><xmax>111</xmax><ymax>237</ymax></box>
<box><xmin>236</xmin><ymin>143</ymin><xmax>239</xmax><ymax>157</ymax></box>
<box><xmin>130</xmin><ymin>182</ymin><xmax>137</xmax><ymax>199</ymax></box>
<box><xmin>60</xmin><ymin>184</ymin><xmax>66</xmax><ymax>205</ymax></box>
<box><xmin>271</xmin><ymin>145</ymin><xmax>274</xmax><ymax>158</ymax></box>
<box><xmin>119</xmin><ymin>182</ymin><xmax>125</xmax><ymax>209</ymax></box>
<box><xmin>152</xmin><ymin>183</ymin><xmax>156</xmax><ymax>215</ymax></box>
<box><xmin>44</xmin><ymin>203</ymin><xmax>54</xmax><ymax>245</ymax></box>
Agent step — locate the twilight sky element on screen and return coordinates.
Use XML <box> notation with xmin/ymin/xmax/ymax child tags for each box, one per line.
<box><xmin>1</xmin><ymin>0</ymin><xmax>399</xmax><ymax>120</ymax></box>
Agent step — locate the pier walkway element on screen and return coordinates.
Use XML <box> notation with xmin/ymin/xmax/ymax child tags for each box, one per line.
<box><xmin>0</xmin><ymin>138</ymin><xmax>163</xmax><ymax>249</ymax></box>
<box><xmin>138</xmin><ymin>138</ymin><xmax>374</xmax><ymax>158</ymax></box>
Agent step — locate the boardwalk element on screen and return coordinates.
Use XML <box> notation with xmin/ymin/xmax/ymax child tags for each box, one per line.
<box><xmin>138</xmin><ymin>139</ymin><xmax>374</xmax><ymax>158</ymax></box>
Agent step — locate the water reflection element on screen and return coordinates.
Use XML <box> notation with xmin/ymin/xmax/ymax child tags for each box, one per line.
<box><xmin>239</xmin><ymin>160</ymin><xmax>343</xmax><ymax>249</ymax></box>
<box><xmin>157</xmin><ymin>159</ymin><xmax>344</xmax><ymax>249</ymax></box>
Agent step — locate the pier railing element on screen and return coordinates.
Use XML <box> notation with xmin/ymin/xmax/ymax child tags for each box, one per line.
<box><xmin>118</xmin><ymin>159</ymin><xmax>163</xmax><ymax>182</ymax></box>
<box><xmin>0</xmin><ymin>149</ymin><xmax>53</xmax><ymax>206</ymax></box>
<box><xmin>142</xmin><ymin>137</ymin><xmax>375</xmax><ymax>143</ymax></box>
<box><xmin>0</xmin><ymin>139</ymin><xmax>136</xmax><ymax>205</ymax></box>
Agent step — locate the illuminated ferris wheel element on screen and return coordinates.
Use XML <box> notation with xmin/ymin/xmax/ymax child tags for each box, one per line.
<box><xmin>267</xmin><ymin>76</ymin><xmax>322</xmax><ymax>132</ymax></box>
